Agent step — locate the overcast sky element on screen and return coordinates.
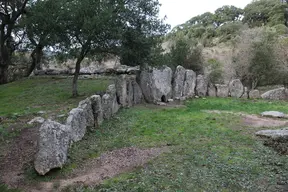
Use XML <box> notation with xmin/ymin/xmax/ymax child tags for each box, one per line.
<box><xmin>159</xmin><ymin>0</ymin><xmax>253</xmax><ymax>28</ymax></box>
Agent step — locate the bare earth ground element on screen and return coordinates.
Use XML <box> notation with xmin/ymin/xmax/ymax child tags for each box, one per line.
<box><xmin>1</xmin><ymin>107</ymin><xmax>288</xmax><ymax>191</ymax></box>
<box><xmin>203</xmin><ymin>110</ymin><xmax>288</xmax><ymax>128</ymax></box>
<box><xmin>29</xmin><ymin>147</ymin><xmax>170</xmax><ymax>192</ymax></box>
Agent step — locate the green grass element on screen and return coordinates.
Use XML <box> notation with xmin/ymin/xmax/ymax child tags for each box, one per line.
<box><xmin>28</xmin><ymin>98</ymin><xmax>288</xmax><ymax>192</ymax></box>
<box><xmin>0</xmin><ymin>77</ymin><xmax>112</xmax><ymax>117</ymax></box>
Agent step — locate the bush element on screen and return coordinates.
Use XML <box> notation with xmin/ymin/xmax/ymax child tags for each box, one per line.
<box><xmin>272</xmin><ymin>24</ymin><xmax>288</xmax><ymax>35</ymax></box>
<box><xmin>166</xmin><ymin>38</ymin><xmax>204</xmax><ymax>73</ymax></box>
<box><xmin>205</xmin><ymin>59</ymin><xmax>224</xmax><ymax>84</ymax></box>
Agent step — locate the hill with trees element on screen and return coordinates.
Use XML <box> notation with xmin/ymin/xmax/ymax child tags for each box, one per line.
<box><xmin>163</xmin><ymin>0</ymin><xmax>288</xmax><ymax>90</ymax></box>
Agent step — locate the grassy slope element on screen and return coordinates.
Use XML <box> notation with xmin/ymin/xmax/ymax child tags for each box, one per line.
<box><xmin>0</xmin><ymin>78</ymin><xmax>112</xmax><ymax>117</ymax></box>
<box><xmin>40</xmin><ymin>98</ymin><xmax>288</xmax><ymax>192</ymax></box>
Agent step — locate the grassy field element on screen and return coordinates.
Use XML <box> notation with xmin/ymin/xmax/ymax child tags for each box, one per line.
<box><xmin>0</xmin><ymin>77</ymin><xmax>112</xmax><ymax>140</ymax></box>
<box><xmin>31</xmin><ymin>98</ymin><xmax>288</xmax><ymax>192</ymax></box>
<box><xmin>0</xmin><ymin>77</ymin><xmax>112</xmax><ymax>117</ymax></box>
<box><xmin>1</xmin><ymin>78</ymin><xmax>288</xmax><ymax>191</ymax></box>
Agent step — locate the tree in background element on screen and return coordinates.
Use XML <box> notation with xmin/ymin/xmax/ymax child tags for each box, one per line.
<box><xmin>58</xmin><ymin>0</ymin><xmax>167</xmax><ymax>96</ymax></box>
<box><xmin>119</xmin><ymin>0</ymin><xmax>169</xmax><ymax>70</ymax></box>
<box><xmin>0</xmin><ymin>0</ymin><xmax>29</xmax><ymax>84</ymax></box>
<box><xmin>233</xmin><ymin>28</ymin><xmax>281</xmax><ymax>89</ymax></box>
<box><xmin>24</xmin><ymin>0</ymin><xmax>65</xmax><ymax>76</ymax></box>
<box><xmin>214</xmin><ymin>5</ymin><xmax>244</xmax><ymax>27</ymax></box>
<box><xmin>243</xmin><ymin>0</ymin><xmax>287</xmax><ymax>27</ymax></box>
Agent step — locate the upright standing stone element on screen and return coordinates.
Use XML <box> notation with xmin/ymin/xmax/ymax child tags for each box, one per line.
<box><xmin>183</xmin><ymin>69</ymin><xmax>196</xmax><ymax>98</ymax></box>
<box><xmin>229</xmin><ymin>79</ymin><xmax>244</xmax><ymax>98</ymax></box>
<box><xmin>132</xmin><ymin>80</ymin><xmax>143</xmax><ymax>104</ymax></box>
<box><xmin>90</xmin><ymin>95</ymin><xmax>103</xmax><ymax>127</ymax></box>
<box><xmin>261</xmin><ymin>88</ymin><xmax>288</xmax><ymax>100</ymax></box>
<box><xmin>34</xmin><ymin>120</ymin><xmax>70</xmax><ymax>175</ymax></box>
<box><xmin>115</xmin><ymin>75</ymin><xmax>127</xmax><ymax>107</ymax></box>
<box><xmin>102</xmin><ymin>93</ymin><xmax>112</xmax><ymax>120</ymax></box>
<box><xmin>140</xmin><ymin>66</ymin><xmax>173</xmax><ymax>103</ymax></box>
<box><xmin>216</xmin><ymin>84</ymin><xmax>229</xmax><ymax>98</ymax></box>
<box><xmin>196</xmin><ymin>75</ymin><xmax>208</xmax><ymax>97</ymax></box>
<box><xmin>126</xmin><ymin>78</ymin><xmax>134</xmax><ymax>107</ymax></box>
<box><xmin>66</xmin><ymin>108</ymin><xmax>87</xmax><ymax>143</ymax></box>
<box><xmin>208</xmin><ymin>83</ymin><xmax>217</xmax><ymax>97</ymax></box>
<box><xmin>241</xmin><ymin>87</ymin><xmax>248</xmax><ymax>99</ymax></box>
<box><xmin>173</xmin><ymin>66</ymin><xmax>186</xmax><ymax>99</ymax></box>
<box><xmin>249</xmin><ymin>89</ymin><xmax>260</xmax><ymax>99</ymax></box>
<box><xmin>106</xmin><ymin>84</ymin><xmax>120</xmax><ymax>114</ymax></box>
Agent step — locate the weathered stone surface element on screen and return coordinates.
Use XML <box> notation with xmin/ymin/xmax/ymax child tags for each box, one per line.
<box><xmin>102</xmin><ymin>93</ymin><xmax>112</xmax><ymax>120</ymax></box>
<box><xmin>78</xmin><ymin>98</ymin><xmax>94</xmax><ymax>127</ymax></box>
<box><xmin>115</xmin><ymin>75</ymin><xmax>127</xmax><ymax>107</ymax></box>
<box><xmin>34</xmin><ymin>120</ymin><xmax>70</xmax><ymax>175</ymax></box>
<box><xmin>215</xmin><ymin>84</ymin><xmax>229</xmax><ymax>98</ymax></box>
<box><xmin>132</xmin><ymin>80</ymin><xmax>143</xmax><ymax>104</ymax></box>
<box><xmin>183</xmin><ymin>69</ymin><xmax>196</xmax><ymax>98</ymax></box>
<box><xmin>261</xmin><ymin>111</ymin><xmax>286</xmax><ymax>118</ymax></box>
<box><xmin>28</xmin><ymin>117</ymin><xmax>45</xmax><ymax>125</ymax></box>
<box><xmin>261</xmin><ymin>88</ymin><xmax>288</xmax><ymax>100</ymax></box>
<box><xmin>196</xmin><ymin>75</ymin><xmax>208</xmax><ymax>97</ymax></box>
<box><xmin>126</xmin><ymin>78</ymin><xmax>134</xmax><ymax>107</ymax></box>
<box><xmin>140</xmin><ymin>66</ymin><xmax>173</xmax><ymax>103</ymax></box>
<box><xmin>241</xmin><ymin>87</ymin><xmax>248</xmax><ymax>99</ymax></box>
<box><xmin>66</xmin><ymin>108</ymin><xmax>87</xmax><ymax>143</ymax></box>
<box><xmin>173</xmin><ymin>66</ymin><xmax>186</xmax><ymax>98</ymax></box>
<box><xmin>229</xmin><ymin>79</ymin><xmax>244</xmax><ymax>98</ymax></box>
<box><xmin>91</xmin><ymin>95</ymin><xmax>103</xmax><ymax>127</ymax></box>
<box><xmin>256</xmin><ymin>129</ymin><xmax>288</xmax><ymax>141</ymax></box>
<box><xmin>249</xmin><ymin>89</ymin><xmax>260</xmax><ymax>99</ymax></box>
<box><xmin>106</xmin><ymin>84</ymin><xmax>120</xmax><ymax>114</ymax></box>
<box><xmin>208</xmin><ymin>83</ymin><xmax>217</xmax><ymax>97</ymax></box>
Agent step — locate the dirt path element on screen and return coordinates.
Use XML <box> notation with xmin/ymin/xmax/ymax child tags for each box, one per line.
<box><xmin>0</xmin><ymin>125</ymin><xmax>39</xmax><ymax>188</ymax></box>
<box><xmin>28</xmin><ymin>147</ymin><xmax>170</xmax><ymax>192</ymax></box>
<box><xmin>203</xmin><ymin>110</ymin><xmax>288</xmax><ymax>128</ymax></box>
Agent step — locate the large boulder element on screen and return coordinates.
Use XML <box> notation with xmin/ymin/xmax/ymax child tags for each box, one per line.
<box><xmin>90</xmin><ymin>95</ymin><xmax>103</xmax><ymax>127</ymax></box>
<box><xmin>126</xmin><ymin>77</ymin><xmax>134</xmax><ymax>107</ymax></box>
<box><xmin>140</xmin><ymin>66</ymin><xmax>173</xmax><ymax>103</ymax></box>
<box><xmin>115</xmin><ymin>75</ymin><xmax>127</xmax><ymax>107</ymax></box>
<box><xmin>34</xmin><ymin>120</ymin><xmax>70</xmax><ymax>175</ymax></box>
<box><xmin>102</xmin><ymin>93</ymin><xmax>112</xmax><ymax>119</ymax></box>
<box><xmin>132</xmin><ymin>79</ymin><xmax>143</xmax><ymax>104</ymax></box>
<box><xmin>196</xmin><ymin>75</ymin><xmax>208</xmax><ymax>97</ymax></box>
<box><xmin>229</xmin><ymin>79</ymin><xmax>244</xmax><ymax>98</ymax></box>
<box><xmin>208</xmin><ymin>83</ymin><xmax>217</xmax><ymax>97</ymax></box>
<box><xmin>249</xmin><ymin>89</ymin><xmax>260</xmax><ymax>99</ymax></box>
<box><xmin>215</xmin><ymin>84</ymin><xmax>229</xmax><ymax>98</ymax></box>
<box><xmin>172</xmin><ymin>66</ymin><xmax>186</xmax><ymax>99</ymax></box>
<box><xmin>261</xmin><ymin>111</ymin><xmax>286</xmax><ymax>118</ymax></box>
<box><xmin>183</xmin><ymin>69</ymin><xmax>196</xmax><ymax>98</ymax></box>
<box><xmin>106</xmin><ymin>84</ymin><xmax>120</xmax><ymax>114</ymax></box>
<box><xmin>256</xmin><ymin>129</ymin><xmax>288</xmax><ymax>141</ymax></box>
<box><xmin>261</xmin><ymin>88</ymin><xmax>288</xmax><ymax>100</ymax></box>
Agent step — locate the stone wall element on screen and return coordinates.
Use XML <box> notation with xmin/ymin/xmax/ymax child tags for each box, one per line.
<box><xmin>34</xmin><ymin>65</ymin><xmax>287</xmax><ymax>175</ymax></box>
<box><xmin>34</xmin><ymin>75</ymin><xmax>142</xmax><ymax>175</ymax></box>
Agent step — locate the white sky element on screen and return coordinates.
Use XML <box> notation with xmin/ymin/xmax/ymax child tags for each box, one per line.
<box><xmin>159</xmin><ymin>0</ymin><xmax>253</xmax><ymax>28</ymax></box>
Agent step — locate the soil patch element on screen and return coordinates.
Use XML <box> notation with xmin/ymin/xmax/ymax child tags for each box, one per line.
<box><xmin>29</xmin><ymin>147</ymin><xmax>170</xmax><ymax>192</ymax></box>
<box><xmin>203</xmin><ymin>110</ymin><xmax>288</xmax><ymax>128</ymax></box>
<box><xmin>0</xmin><ymin>125</ymin><xmax>39</xmax><ymax>188</ymax></box>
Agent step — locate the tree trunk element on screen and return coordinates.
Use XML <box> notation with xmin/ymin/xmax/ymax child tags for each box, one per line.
<box><xmin>0</xmin><ymin>46</ymin><xmax>12</xmax><ymax>84</ymax></box>
<box><xmin>0</xmin><ymin>64</ymin><xmax>9</xmax><ymax>84</ymax></box>
<box><xmin>72</xmin><ymin>53</ymin><xmax>85</xmax><ymax>97</ymax></box>
<box><xmin>26</xmin><ymin>45</ymin><xmax>43</xmax><ymax>77</ymax></box>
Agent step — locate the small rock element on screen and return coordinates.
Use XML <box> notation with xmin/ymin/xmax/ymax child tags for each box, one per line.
<box><xmin>261</xmin><ymin>111</ymin><xmax>285</xmax><ymax>118</ymax></box>
<box><xmin>28</xmin><ymin>117</ymin><xmax>45</xmax><ymax>125</ymax></box>
<box><xmin>156</xmin><ymin>102</ymin><xmax>167</xmax><ymax>106</ymax></box>
<box><xmin>256</xmin><ymin>129</ymin><xmax>288</xmax><ymax>141</ymax></box>
<box><xmin>57</xmin><ymin>114</ymin><xmax>66</xmax><ymax>118</ymax></box>
<box><xmin>168</xmin><ymin>99</ymin><xmax>174</xmax><ymax>102</ymax></box>
<box><xmin>37</xmin><ymin>111</ymin><xmax>46</xmax><ymax>115</ymax></box>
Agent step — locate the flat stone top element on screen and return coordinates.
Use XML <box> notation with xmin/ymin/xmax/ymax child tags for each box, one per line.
<box><xmin>261</xmin><ymin>111</ymin><xmax>286</xmax><ymax>118</ymax></box>
<box><xmin>256</xmin><ymin>129</ymin><xmax>288</xmax><ymax>140</ymax></box>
